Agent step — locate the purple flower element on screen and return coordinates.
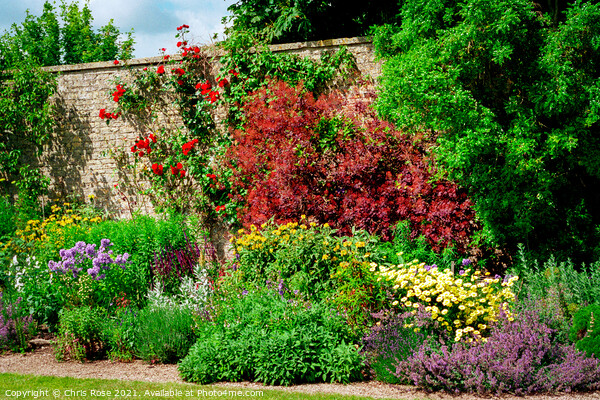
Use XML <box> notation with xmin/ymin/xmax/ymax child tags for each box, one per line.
<box><xmin>242</xmin><ymin>289</ymin><xmax>249</xmax><ymax>296</ymax></box>
<box><xmin>47</xmin><ymin>240</ymin><xmax>129</xmax><ymax>281</ymax></box>
<box><xmin>461</xmin><ymin>258</ymin><xmax>471</xmax><ymax>267</ymax></box>
<box><xmin>425</xmin><ymin>264</ymin><xmax>437</xmax><ymax>271</ymax></box>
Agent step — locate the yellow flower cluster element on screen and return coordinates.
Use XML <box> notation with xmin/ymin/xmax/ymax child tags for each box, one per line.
<box><xmin>9</xmin><ymin>203</ymin><xmax>102</xmax><ymax>252</ymax></box>
<box><xmin>231</xmin><ymin>217</ymin><xmax>370</xmax><ymax>265</ymax></box>
<box><xmin>376</xmin><ymin>257</ymin><xmax>518</xmax><ymax>342</ymax></box>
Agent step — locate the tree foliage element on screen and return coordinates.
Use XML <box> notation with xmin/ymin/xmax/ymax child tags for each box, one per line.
<box><xmin>374</xmin><ymin>0</ymin><xmax>600</xmax><ymax>262</ymax></box>
<box><xmin>1</xmin><ymin>0</ymin><xmax>134</xmax><ymax>67</ymax></box>
<box><xmin>224</xmin><ymin>0</ymin><xmax>398</xmax><ymax>44</ymax></box>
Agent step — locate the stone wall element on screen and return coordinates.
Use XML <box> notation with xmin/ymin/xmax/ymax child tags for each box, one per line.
<box><xmin>38</xmin><ymin>37</ymin><xmax>380</xmax><ymax>218</ymax></box>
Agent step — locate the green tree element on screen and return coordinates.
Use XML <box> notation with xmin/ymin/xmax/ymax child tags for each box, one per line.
<box><xmin>224</xmin><ymin>0</ymin><xmax>399</xmax><ymax>43</ymax></box>
<box><xmin>2</xmin><ymin>0</ymin><xmax>134</xmax><ymax>67</ymax></box>
<box><xmin>60</xmin><ymin>0</ymin><xmax>134</xmax><ymax>64</ymax></box>
<box><xmin>374</xmin><ymin>0</ymin><xmax>600</xmax><ymax>263</ymax></box>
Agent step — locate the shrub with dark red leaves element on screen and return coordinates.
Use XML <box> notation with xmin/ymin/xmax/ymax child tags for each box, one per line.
<box><xmin>226</xmin><ymin>79</ymin><xmax>476</xmax><ymax>251</ymax></box>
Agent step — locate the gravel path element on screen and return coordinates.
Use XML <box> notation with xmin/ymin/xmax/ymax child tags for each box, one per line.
<box><xmin>2</xmin><ymin>346</ymin><xmax>600</xmax><ymax>400</ymax></box>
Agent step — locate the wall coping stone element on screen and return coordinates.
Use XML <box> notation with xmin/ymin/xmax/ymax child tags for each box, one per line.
<box><xmin>42</xmin><ymin>36</ymin><xmax>373</xmax><ymax>74</ymax></box>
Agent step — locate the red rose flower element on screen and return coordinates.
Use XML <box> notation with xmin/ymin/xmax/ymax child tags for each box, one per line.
<box><xmin>218</xmin><ymin>77</ymin><xmax>229</xmax><ymax>87</ymax></box>
<box><xmin>180</xmin><ymin>170</ymin><xmax>186</xmax><ymax>178</ymax></box>
<box><xmin>157</xmin><ymin>65</ymin><xmax>165</xmax><ymax>74</ymax></box>
<box><xmin>171</xmin><ymin>165</ymin><xmax>178</xmax><ymax>175</ymax></box>
<box><xmin>99</xmin><ymin>109</ymin><xmax>106</xmax><ymax>119</ymax></box>
<box><xmin>176</xmin><ymin>162</ymin><xmax>183</xmax><ymax>170</ymax></box>
<box><xmin>113</xmin><ymin>60</ymin><xmax>119</xmax><ymax>65</ymax></box>
<box><xmin>152</xmin><ymin>163</ymin><xmax>164</xmax><ymax>176</ymax></box>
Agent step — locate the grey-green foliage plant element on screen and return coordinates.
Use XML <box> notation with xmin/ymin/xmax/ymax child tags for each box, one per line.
<box><xmin>133</xmin><ymin>304</ymin><xmax>196</xmax><ymax>364</ymax></box>
<box><xmin>511</xmin><ymin>245</ymin><xmax>600</xmax><ymax>341</ymax></box>
<box><xmin>374</xmin><ymin>0</ymin><xmax>600</xmax><ymax>263</ymax></box>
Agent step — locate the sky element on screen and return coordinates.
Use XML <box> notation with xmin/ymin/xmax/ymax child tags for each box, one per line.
<box><xmin>0</xmin><ymin>0</ymin><xmax>237</xmax><ymax>60</ymax></box>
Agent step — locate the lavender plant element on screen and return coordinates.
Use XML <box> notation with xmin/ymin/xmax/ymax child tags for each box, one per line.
<box><xmin>361</xmin><ymin>308</ymin><xmax>436</xmax><ymax>384</ymax></box>
<box><xmin>394</xmin><ymin>306</ymin><xmax>600</xmax><ymax>394</ymax></box>
<box><xmin>47</xmin><ymin>239</ymin><xmax>130</xmax><ymax>308</ymax></box>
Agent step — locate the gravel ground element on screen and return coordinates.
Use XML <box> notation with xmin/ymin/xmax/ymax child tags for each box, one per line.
<box><xmin>2</xmin><ymin>346</ymin><xmax>600</xmax><ymax>400</ymax></box>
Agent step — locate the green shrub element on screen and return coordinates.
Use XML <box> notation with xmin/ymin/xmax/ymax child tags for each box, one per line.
<box><xmin>570</xmin><ymin>304</ymin><xmax>600</xmax><ymax>358</ymax></box>
<box><xmin>133</xmin><ymin>304</ymin><xmax>196</xmax><ymax>364</ymax></box>
<box><xmin>231</xmin><ymin>219</ymin><xmax>388</xmax><ymax>329</ymax></box>
<box><xmin>179</xmin><ymin>288</ymin><xmax>364</xmax><ymax>385</ymax></box>
<box><xmin>0</xmin><ymin>196</ymin><xmax>16</xmax><ymax>240</ymax></box>
<box><xmin>54</xmin><ymin>307</ymin><xmax>106</xmax><ymax>361</ymax></box>
<box><xmin>102</xmin><ymin>306</ymin><xmax>138</xmax><ymax>362</ymax></box>
<box><xmin>374</xmin><ymin>0</ymin><xmax>600</xmax><ymax>261</ymax></box>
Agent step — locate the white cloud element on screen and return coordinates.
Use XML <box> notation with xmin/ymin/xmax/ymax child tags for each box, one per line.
<box><xmin>0</xmin><ymin>0</ymin><xmax>236</xmax><ymax>59</ymax></box>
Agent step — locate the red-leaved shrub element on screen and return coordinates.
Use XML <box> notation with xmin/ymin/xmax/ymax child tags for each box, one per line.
<box><xmin>226</xmin><ymin>79</ymin><xmax>475</xmax><ymax>251</ymax></box>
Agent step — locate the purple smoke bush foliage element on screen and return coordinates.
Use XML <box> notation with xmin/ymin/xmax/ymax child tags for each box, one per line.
<box><xmin>48</xmin><ymin>239</ymin><xmax>130</xmax><ymax>280</ymax></box>
<box><xmin>394</xmin><ymin>307</ymin><xmax>600</xmax><ymax>394</ymax></box>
